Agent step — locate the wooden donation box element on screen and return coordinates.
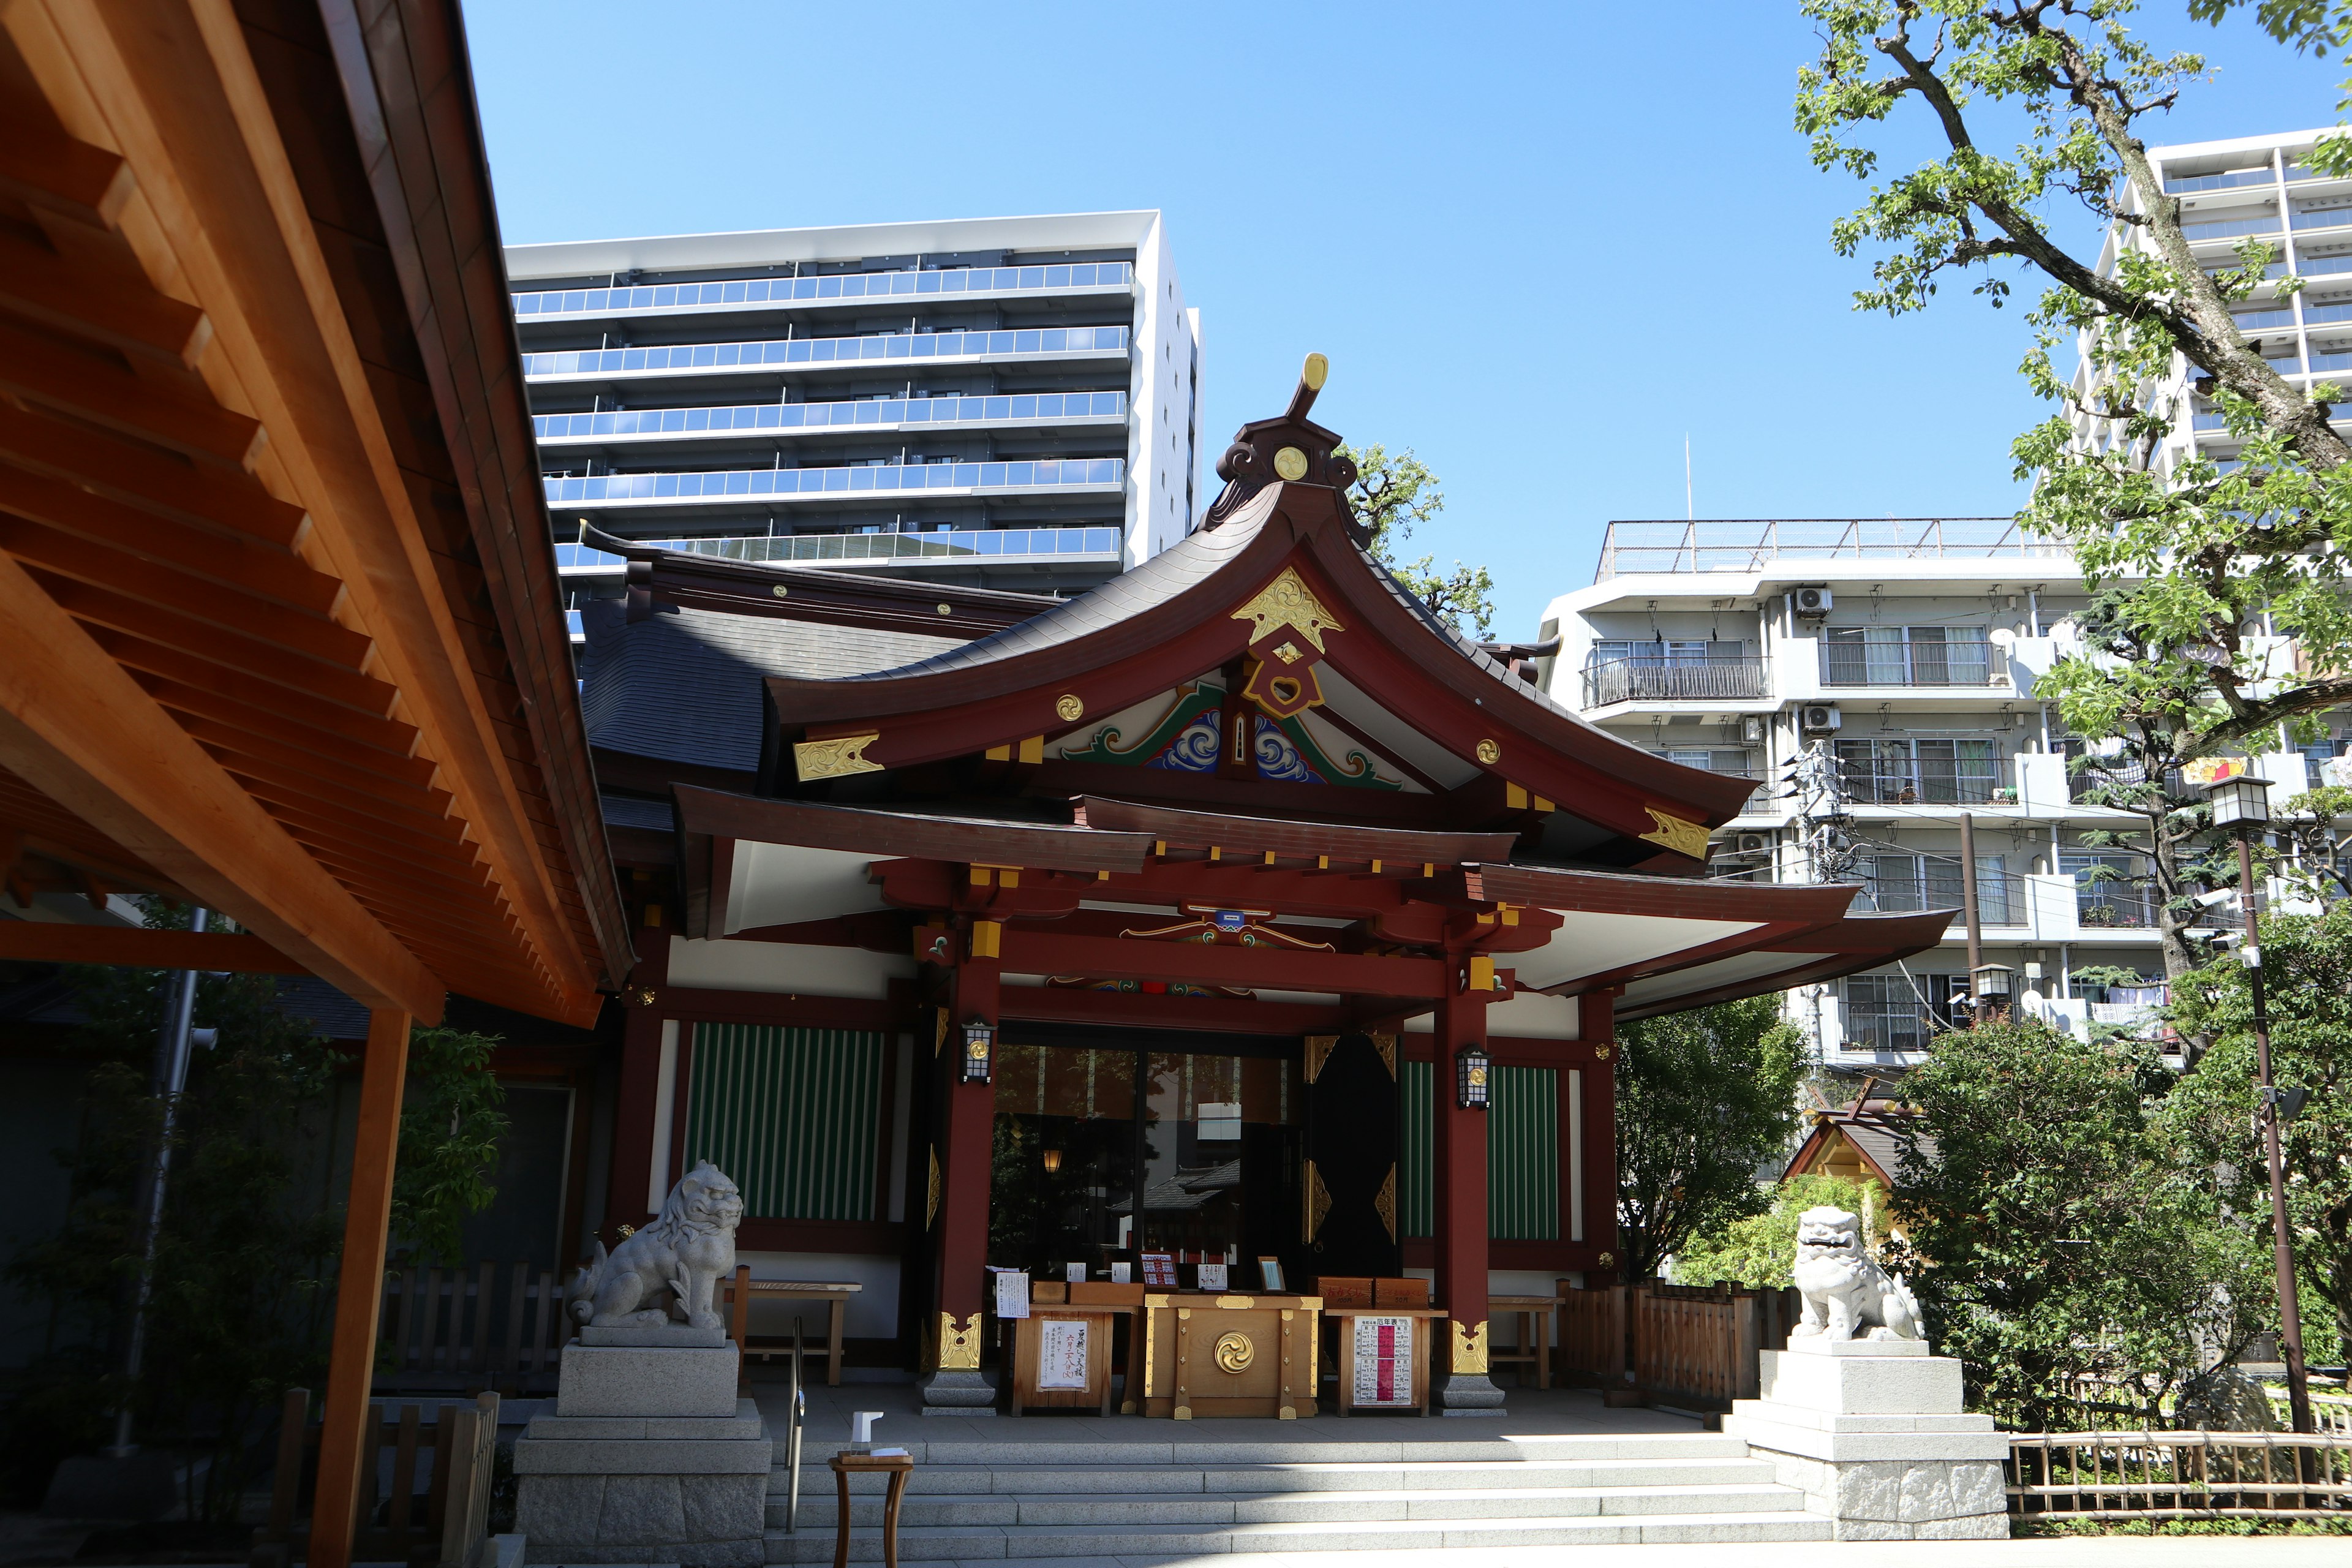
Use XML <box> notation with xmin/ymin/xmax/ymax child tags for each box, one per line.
<box><xmin>1139</xmin><ymin>1293</ymin><xmax>1321</xmax><ymax>1419</ymax></box>
<box><xmin>1318</xmin><ymin>1276</ymin><xmax>1443</xmax><ymax>1416</ymax></box>
<box><xmin>1008</xmin><ymin>1281</ymin><xmax>1142</xmax><ymax>1417</ymax></box>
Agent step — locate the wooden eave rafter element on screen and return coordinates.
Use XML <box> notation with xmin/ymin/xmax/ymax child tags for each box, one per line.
<box><xmin>0</xmin><ymin>3</ymin><xmax>625</xmax><ymax>1026</ymax></box>
<box><xmin>582</xmin><ymin>524</ymin><xmax>1058</xmax><ymax>640</ymax></box>
<box><xmin>1611</xmin><ymin>910</ymin><xmax>1955</xmax><ymax>1022</ymax></box>
<box><xmin>764</xmin><ymin>487</ymin><xmax>1748</xmax><ymax>862</ymax></box>
<box><xmin>1075</xmin><ymin>796</ymin><xmax>1518</xmax><ymax>872</ymax></box>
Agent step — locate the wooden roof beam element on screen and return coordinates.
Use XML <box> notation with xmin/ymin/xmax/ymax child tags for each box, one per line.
<box><xmin>0</xmin><ymin>921</ymin><xmax>301</xmax><ymax>973</ymax></box>
<box><xmin>0</xmin><ymin>549</ymin><xmax>439</xmax><ymax>1018</ymax></box>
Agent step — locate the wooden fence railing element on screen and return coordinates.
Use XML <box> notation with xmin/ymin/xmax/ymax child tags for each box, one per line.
<box><xmin>2008</xmin><ymin>1431</ymin><xmax>2352</xmax><ymax>1520</ymax></box>
<box><xmin>1555</xmin><ymin>1281</ymin><xmax>1802</xmax><ymax>1411</ymax></box>
<box><xmin>250</xmin><ymin>1389</ymin><xmax>500</xmax><ymax>1568</ymax></box>
<box><xmin>377</xmin><ymin>1261</ymin><xmax>567</xmax><ymax>1394</ymax></box>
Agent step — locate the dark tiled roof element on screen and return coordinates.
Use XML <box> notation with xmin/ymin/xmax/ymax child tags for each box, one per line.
<box><xmin>579</xmin><ymin>598</ymin><xmax>962</xmax><ymax>771</ymax></box>
<box><xmin>599</xmin><ymin>793</ymin><xmax>674</xmax><ymax>832</ymax></box>
<box><xmin>829</xmin><ymin>497</ymin><xmax>1275</xmax><ymax>683</ymax></box>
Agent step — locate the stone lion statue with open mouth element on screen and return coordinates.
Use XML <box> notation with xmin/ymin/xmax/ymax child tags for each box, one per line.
<box><xmin>1790</xmin><ymin>1205</ymin><xmax>1923</xmax><ymax>1342</ymax></box>
<box><xmin>565</xmin><ymin>1159</ymin><xmax>745</xmax><ymax>1331</ymax></box>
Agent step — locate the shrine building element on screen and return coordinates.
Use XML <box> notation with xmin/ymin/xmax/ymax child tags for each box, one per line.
<box><xmin>583</xmin><ymin>358</ymin><xmax>1945</xmax><ymax>1412</ymax></box>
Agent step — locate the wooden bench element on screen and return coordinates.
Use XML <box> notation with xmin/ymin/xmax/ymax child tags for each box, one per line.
<box><xmin>722</xmin><ymin>1267</ymin><xmax>861</xmax><ymax>1387</ymax></box>
<box><xmin>1488</xmin><ymin>1294</ymin><xmax>1555</xmax><ymax>1389</ymax></box>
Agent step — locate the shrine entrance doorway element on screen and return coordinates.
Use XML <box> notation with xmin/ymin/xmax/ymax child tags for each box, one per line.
<box><xmin>988</xmin><ymin>1025</ymin><xmax>1306</xmax><ymax>1288</ymax></box>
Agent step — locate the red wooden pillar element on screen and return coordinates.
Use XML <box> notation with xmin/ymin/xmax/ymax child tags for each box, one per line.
<box><xmin>1583</xmin><ymin>989</ymin><xmax>1623</xmax><ymax>1283</ymax></box>
<box><xmin>1430</xmin><ymin>962</ymin><xmax>1504</xmax><ymax>1412</ymax></box>
<box><xmin>606</xmin><ymin>907</ymin><xmax>672</xmax><ymax>1235</ymax></box>
<box><xmin>924</xmin><ymin>914</ymin><xmax>1000</xmax><ymax>1409</ymax></box>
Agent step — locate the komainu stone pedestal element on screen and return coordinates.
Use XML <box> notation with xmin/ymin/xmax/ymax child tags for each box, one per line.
<box><xmin>515</xmin><ymin>1342</ymin><xmax>772</xmax><ymax>1566</ymax></box>
<box><xmin>1722</xmin><ymin>1338</ymin><xmax>2008</xmax><ymax>1541</ymax></box>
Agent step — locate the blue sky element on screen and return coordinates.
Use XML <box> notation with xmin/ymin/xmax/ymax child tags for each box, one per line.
<box><xmin>467</xmin><ymin>2</ymin><xmax>2343</xmax><ymax>641</ymax></box>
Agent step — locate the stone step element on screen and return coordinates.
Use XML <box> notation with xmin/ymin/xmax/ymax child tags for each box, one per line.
<box><xmin>779</xmin><ymin>1480</ymin><xmax>1806</xmax><ymax>1529</ymax></box>
<box><xmin>770</xmin><ymin>1455</ymin><xmax>1777</xmax><ymax>1501</ymax></box>
<box><xmin>760</xmin><ymin>1508</ymin><xmax>1833</xmax><ymax>1561</ymax></box>
<box><xmin>785</xmin><ymin>1432</ymin><xmax>1751</xmax><ymax>1468</ymax></box>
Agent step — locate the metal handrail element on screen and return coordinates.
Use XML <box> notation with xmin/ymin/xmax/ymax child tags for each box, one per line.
<box><xmin>784</xmin><ymin>1316</ymin><xmax>805</xmax><ymax>1532</ymax></box>
<box><xmin>1581</xmin><ymin>655</ymin><xmax>1770</xmax><ymax>706</ymax></box>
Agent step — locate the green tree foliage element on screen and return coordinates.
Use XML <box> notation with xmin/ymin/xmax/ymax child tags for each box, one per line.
<box><xmin>391</xmin><ymin>1026</ymin><xmax>510</xmax><ymax>1267</ymax></box>
<box><xmin>2164</xmin><ymin>902</ymin><xmax>2352</xmax><ymax>1369</ymax></box>
<box><xmin>4</xmin><ymin>962</ymin><xmax>339</xmax><ymax>1520</ymax></box>
<box><xmin>1889</xmin><ymin>1017</ymin><xmax>2271</xmax><ymax>1430</ymax></box>
<box><xmin>1615</xmin><ymin>997</ymin><xmax>1806</xmax><ymax>1283</ymax></box>
<box><xmin>1337</xmin><ymin>442</ymin><xmax>1496</xmax><ymax>638</ymax></box>
<box><xmin>1796</xmin><ymin>1</ymin><xmax>2352</xmax><ymax>1019</ymax></box>
<box><xmin>1677</xmin><ymin>1171</ymin><xmax>1881</xmax><ymax>1290</ymax></box>
<box><xmin>1</xmin><ymin>911</ymin><xmax>511</xmax><ymax>1513</ymax></box>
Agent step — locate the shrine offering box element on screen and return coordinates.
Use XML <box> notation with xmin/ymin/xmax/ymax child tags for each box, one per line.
<box><xmin>1373</xmin><ymin>1276</ymin><xmax>1431</xmax><ymax>1307</ymax></box>
<box><xmin>1138</xmin><ymin>1293</ymin><xmax>1322</xmax><ymax>1419</ymax></box>
<box><xmin>1008</xmin><ymin>1301</ymin><xmax>1121</xmax><ymax>1415</ymax></box>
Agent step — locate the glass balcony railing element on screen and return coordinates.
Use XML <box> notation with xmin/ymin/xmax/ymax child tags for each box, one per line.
<box><xmin>545</xmin><ymin>458</ymin><xmax>1123</xmax><ymax>508</ymax></box>
<box><xmin>1581</xmin><ymin>655</ymin><xmax>1770</xmax><ymax>706</ymax></box>
<box><xmin>2288</xmin><ymin>160</ymin><xmax>2337</xmax><ymax>181</ymax></box>
<box><xmin>1838</xmin><ymin>756</ymin><xmax>2015</xmax><ymax>806</ymax></box>
<box><xmin>533</xmin><ymin>390</ymin><xmax>1125</xmax><ymax>443</ymax></box>
<box><xmin>521</xmin><ymin>325</ymin><xmax>1129</xmax><ymax>380</ymax></box>
<box><xmin>553</xmin><ymin>526</ymin><xmax>1120</xmax><ymax>571</ymax></box>
<box><xmin>2166</xmin><ymin>166</ymin><xmax>2277</xmax><ymax>194</ymax></box>
<box><xmin>2231</xmin><ymin>306</ymin><xmax>2297</xmax><ymax>330</ymax></box>
<box><xmin>2295</xmin><ymin>206</ymin><xmax>2352</xmax><ymax>231</ymax></box>
<box><xmin>2182</xmin><ymin>209</ymin><xmax>2284</xmax><ymax>240</ymax></box>
<box><xmin>2301</xmin><ymin>254</ymin><xmax>2352</xmax><ymax>275</ymax></box>
<box><xmin>513</xmin><ymin>262</ymin><xmax>1131</xmax><ymax>318</ymax></box>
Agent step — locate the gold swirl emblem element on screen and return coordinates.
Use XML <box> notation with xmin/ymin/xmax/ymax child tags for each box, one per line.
<box><xmin>1213</xmin><ymin>1331</ymin><xmax>1254</xmax><ymax>1373</ymax></box>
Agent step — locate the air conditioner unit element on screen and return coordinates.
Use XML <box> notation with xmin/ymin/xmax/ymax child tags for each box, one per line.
<box><xmin>1735</xmin><ymin>832</ymin><xmax>1773</xmax><ymax>854</ymax></box>
<box><xmin>1741</xmin><ymin>716</ymin><xmax>1766</xmax><ymax>745</ymax></box>
<box><xmin>1801</xmin><ymin>703</ymin><xmax>1842</xmax><ymax>733</ymax></box>
<box><xmin>1795</xmin><ymin>586</ymin><xmax>1834</xmax><ymax>617</ymax></box>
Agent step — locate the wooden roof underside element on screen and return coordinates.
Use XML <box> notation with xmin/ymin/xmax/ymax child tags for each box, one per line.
<box><xmin>0</xmin><ymin>0</ymin><xmax>628</xmax><ymax>1025</ymax></box>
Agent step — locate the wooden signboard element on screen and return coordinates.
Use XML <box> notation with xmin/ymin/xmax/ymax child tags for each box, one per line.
<box><xmin>1009</xmin><ymin>1305</ymin><xmax>1122</xmax><ymax>1415</ymax></box>
<box><xmin>1327</xmin><ymin>1305</ymin><xmax>1445</xmax><ymax>1415</ymax></box>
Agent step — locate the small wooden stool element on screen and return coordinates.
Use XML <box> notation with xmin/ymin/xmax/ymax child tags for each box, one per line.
<box><xmin>1489</xmin><ymin>1294</ymin><xmax>1555</xmax><ymax>1389</ymax></box>
<box><xmin>827</xmin><ymin>1451</ymin><xmax>913</xmax><ymax>1568</ymax></box>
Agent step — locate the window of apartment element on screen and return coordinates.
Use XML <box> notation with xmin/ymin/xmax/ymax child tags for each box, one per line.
<box><xmin>1833</xmin><ymin>737</ymin><xmax>2005</xmax><ymax>804</ymax></box>
<box><xmin>1659</xmin><ymin>748</ymin><xmax>1753</xmax><ymax>775</ymax></box>
<box><xmin>1587</xmin><ymin>639</ymin><xmax>1744</xmax><ymax>667</ymax></box>
<box><xmin>1858</xmin><ymin>853</ymin><xmax>2010</xmax><ymax>924</ymax></box>
<box><xmin>2063</xmin><ymin>851</ymin><xmax>2150</xmax><ymax>928</ymax></box>
<box><xmin>1819</xmin><ymin>625</ymin><xmax>1990</xmax><ymax>686</ymax></box>
<box><xmin>1844</xmin><ymin>974</ymin><xmax>1932</xmax><ymax>1053</ymax></box>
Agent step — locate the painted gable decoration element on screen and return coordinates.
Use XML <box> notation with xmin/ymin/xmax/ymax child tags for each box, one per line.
<box><xmin>1058</xmin><ymin>682</ymin><xmax>1404</xmax><ymax>790</ymax></box>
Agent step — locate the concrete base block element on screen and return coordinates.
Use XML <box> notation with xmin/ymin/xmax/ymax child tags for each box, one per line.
<box><xmin>580</xmin><ymin>1324</ymin><xmax>729</xmax><ymax>1349</ymax></box>
<box><xmin>1783</xmin><ymin>1333</ymin><xmax>1929</xmax><ymax>1358</ymax></box>
<box><xmin>525</xmin><ymin>1400</ymin><xmax>766</xmax><ymax>1443</ymax></box>
<box><xmin>1757</xmin><ymin>1348</ymin><xmax>1964</xmax><ymax>1415</ymax></box>
<box><xmin>516</xmin><ymin>1471</ymin><xmax>766</xmax><ymax>1567</ymax></box>
<box><xmin>556</xmin><ymin>1343</ymin><xmax>741</xmax><ymax>1419</ymax></box>
<box><xmin>1433</xmin><ymin>1371</ymin><xmax>1507</xmax><ymax>1415</ymax></box>
<box><xmin>919</xmin><ymin>1368</ymin><xmax>998</xmax><ymax>1412</ymax></box>
<box><xmin>1744</xmin><ymin>1449</ymin><xmax>2007</xmax><ymax>1540</ymax></box>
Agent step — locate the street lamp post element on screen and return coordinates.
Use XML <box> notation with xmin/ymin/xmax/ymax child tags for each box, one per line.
<box><xmin>2204</xmin><ymin>773</ymin><xmax>2315</xmax><ymax>1436</ymax></box>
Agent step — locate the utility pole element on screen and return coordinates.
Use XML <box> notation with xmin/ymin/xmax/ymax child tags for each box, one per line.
<box><xmin>108</xmin><ymin>908</ymin><xmax>209</xmax><ymax>1457</ymax></box>
<box><xmin>1959</xmin><ymin>812</ymin><xmax>1984</xmax><ymax>1021</ymax></box>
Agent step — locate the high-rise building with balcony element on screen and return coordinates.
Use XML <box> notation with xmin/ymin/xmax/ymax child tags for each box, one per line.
<box><xmin>506</xmin><ymin>213</ymin><xmax>1202</xmax><ymax>633</ymax></box>
<box><xmin>1536</xmin><ymin>520</ymin><xmax>2323</xmax><ymax>1070</ymax></box>
<box><xmin>2086</xmin><ymin>127</ymin><xmax>2352</xmax><ymax>470</ymax></box>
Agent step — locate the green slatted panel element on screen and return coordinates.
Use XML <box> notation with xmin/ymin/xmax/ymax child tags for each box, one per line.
<box><xmin>683</xmin><ymin>1023</ymin><xmax>884</xmax><ymax>1221</ymax></box>
<box><xmin>1488</xmin><ymin>1065</ymin><xmax>1559</xmax><ymax>1240</ymax></box>
<box><xmin>1397</xmin><ymin>1060</ymin><xmax>1557</xmax><ymax>1239</ymax></box>
<box><xmin>1400</xmin><ymin>1061</ymin><xmax>1432</xmax><ymax>1238</ymax></box>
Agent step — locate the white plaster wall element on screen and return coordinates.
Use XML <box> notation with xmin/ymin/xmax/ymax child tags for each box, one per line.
<box><xmin>734</xmin><ymin>1250</ymin><xmax>900</xmax><ymax>1340</ymax></box>
<box><xmin>1128</xmin><ymin>213</ymin><xmax>1199</xmax><ymax>565</ymax></box>
<box><xmin>666</xmin><ymin>935</ymin><xmax>913</xmax><ymax>998</ymax></box>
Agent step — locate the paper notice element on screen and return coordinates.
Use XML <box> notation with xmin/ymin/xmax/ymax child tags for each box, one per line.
<box><xmin>1110</xmin><ymin>1262</ymin><xmax>1131</xmax><ymax>1284</ymax></box>
<box><xmin>993</xmin><ymin>1268</ymin><xmax>1030</xmax><ymax>1321</ymax></box>
<box><xmin>1352</xmin><ymin>1315</ymin><xmax>1414</xmax><ymax>1406</ymax></box>
<box><xmin>1038</xmin><ymin>1318</ymin><xmax>1090</xmax><ymax>1389</ymax></box>
<box><xmin>1065</xmin><ymin>1261</ymin><xmax>1087</xmax><ymax>1283</ymax></box>
<box><xmin>1196</xmin><ymin>1262</ymin><xmax>1228</xmax><ymax>1291</ymax></box>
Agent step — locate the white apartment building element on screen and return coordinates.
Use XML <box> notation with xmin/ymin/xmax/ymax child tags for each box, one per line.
<box><xmin>1535</xmin><ymin>519</ymin><xmax>2323</xmax><ymax>1070</ymax></box>
<box><xmin>505</xmin><ymin>212</ymin><xmax>1204</xmax><ymax>634</ymax></box>
<box><xmin>2088</xmin><ymin>127</ymin><xmax>2352</xmax><ymax>469</ymax></box>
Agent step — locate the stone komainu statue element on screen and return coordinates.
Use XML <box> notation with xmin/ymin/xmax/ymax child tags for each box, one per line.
<box><xmin>1790</xmin><ymin>1205</ymin><xmax>1924</xmax><ymax>1341</ymax></box>
<box><xmin>565</xmin><ymin>1159</ymin><xmax>745</xmax><ymax>1331</ymax></box>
